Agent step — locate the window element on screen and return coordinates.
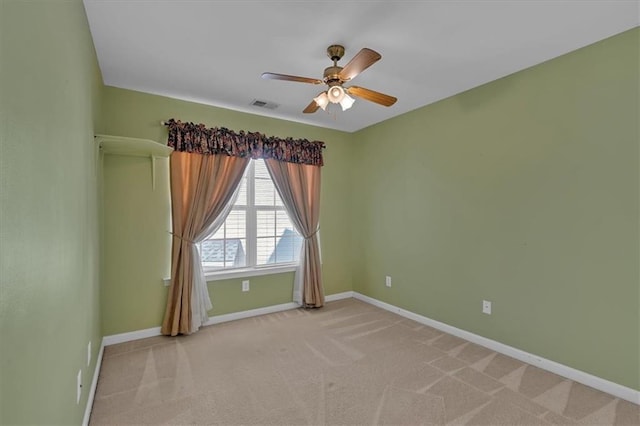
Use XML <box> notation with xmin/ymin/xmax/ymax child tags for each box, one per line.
<box><xmin>199</xmin><ymin>159</ymin><xmax>303</xmax><ymax>273</ymax></box>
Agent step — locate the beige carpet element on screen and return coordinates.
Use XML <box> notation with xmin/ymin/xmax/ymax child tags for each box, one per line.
<box><xmin>90</xmin><ymin>298</ymin><xmax>639</xmax><ymax>425</ymax></box>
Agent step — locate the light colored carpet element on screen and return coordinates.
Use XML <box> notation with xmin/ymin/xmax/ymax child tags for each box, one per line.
<box><xmin>90</xmin><ymin>298</ymin><xmax>639</xmax><ymax>425</ymax></box>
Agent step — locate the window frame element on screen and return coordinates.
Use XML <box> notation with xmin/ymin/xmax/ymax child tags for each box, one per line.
<box><xmin>201</xmin><ymin>159</ymin><xmax>301</xmax><ymax>281</ymax></box>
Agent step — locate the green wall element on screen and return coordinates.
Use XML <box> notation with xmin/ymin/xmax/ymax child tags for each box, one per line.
<box><xmin>0</xmin><ymin>0</ymin><xmax>104</xmax><ymax>424</ymax></box>
<box><xmin>100</xmin><ymin>87</ymin><xmax>354</xmax><ymax>335</ymax></box>
<box><xmin>350</xmin><ymin>28</ymin><xmax>639</xmax><ymax>390</ymax></box>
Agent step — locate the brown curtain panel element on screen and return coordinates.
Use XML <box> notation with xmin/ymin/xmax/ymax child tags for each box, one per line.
<box><xmin>162</xmin><ymin>151</ymin><xmax>249</xmax><ymax>336</ymax></box>
<box><xmin>264</xmin><ymin>158</ymin><xmax>323</xmax><ymax>307</ymax></box>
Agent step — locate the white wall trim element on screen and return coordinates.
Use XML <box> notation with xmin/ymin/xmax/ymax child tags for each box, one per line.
<box><xmin>352</xmin><ymin>292</ymin><xmax>640</xmax><ymax>405</ymax></box>
<box><xmin>103</xmin><ymin>292</ymin><xmax>354</xmax><ymax>346</ymax></box>
<box><xmin>82</xmin><ymin>340</ymin><xmax>105</xmax><ymax>426</ymax></box>
<box><xmin>103</xmin><ymin>326</ymin><xmax>163</xmax><ymax>346</ymax></box>
<box><xmin>203</xmin><ymin>292</ymin><xmax>354</xmax><ymax>324</ymax></box>
<box><xmin>205</xmin><ymin>302</ymin><xmax>299</xmax><ymax>325</ymax></box>
<box><xmin>325</xmin><ymin>291</ymin><xmax>354</xmax><ymax>302</ymax></box>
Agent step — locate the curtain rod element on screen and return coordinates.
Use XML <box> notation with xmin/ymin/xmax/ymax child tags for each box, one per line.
<box><xmin>160</xmin><ymin>121</ymin><xmax>169</xmax><ymax>126</ymax></box>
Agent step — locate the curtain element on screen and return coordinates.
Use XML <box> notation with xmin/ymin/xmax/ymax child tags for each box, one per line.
<box><xmin>161</xmin><ymin>151</ymin><xmax>249</xmax><ymax>336</ymax></box>
<box><xmin>264</xmin><ymin>158</ymin><xmax>323</xmax><ymax>307</ymax></box>
<box><xmin>166</xmin><ymin>119</ymin><xmax>325</xmax><ymax>166</ymax></box>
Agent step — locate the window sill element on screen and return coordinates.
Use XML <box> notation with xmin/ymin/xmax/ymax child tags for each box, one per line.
<box><xmin>204</xmin><ymin>264</ymin><xmax>298</xmax><ymax>282</ymax></box>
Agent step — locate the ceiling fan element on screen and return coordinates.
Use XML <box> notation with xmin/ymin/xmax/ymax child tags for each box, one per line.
<box><xmin>261</xmin><ymin>45</ymin><xmax>397</xmax><ymax>114</ymax></box>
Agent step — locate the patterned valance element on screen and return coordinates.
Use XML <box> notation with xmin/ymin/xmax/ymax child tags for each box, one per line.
<box><xmin>165</xmin><ymin>119</ymin><xmax>325</xmax><ymax>166</ymax></box>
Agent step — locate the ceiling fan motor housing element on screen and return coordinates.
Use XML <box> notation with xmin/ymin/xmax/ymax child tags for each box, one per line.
<box><xmin>324</xmin><ymin>66</ymin><xmax>343</xmax><ymax>85</ymax></box>
<box><xmin>325</xmin><ymin>45</ymin><xmax>346</xmax><ymax>84</ymax></box>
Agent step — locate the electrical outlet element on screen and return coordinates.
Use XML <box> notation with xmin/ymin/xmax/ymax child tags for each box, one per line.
<box><xmin>482</xmin><ymin>300</ymin><xmax>492</xmax><ymax>315</ymax></box>
<box><xmin>87</xmin><ymin>341</ymin><xmax>91</xmax><ymax>366</ymax></box>
<box><xmin>76</xmin><ymin>370</ymin><xmax>82</xmax><ymax>404</ymax></box>
<box><xmin>385</xmin><ymin>276</ymin><xmax>392</xmax><ymax>287</ymax></box>
<box><xmin>242</xmin><ymin>280</ymin><xmax>250</xmax><ymax>292</ymax></box>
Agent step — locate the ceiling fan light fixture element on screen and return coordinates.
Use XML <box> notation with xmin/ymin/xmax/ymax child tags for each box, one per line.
<box><xmin>327</xmin><ymin>85</ymin><xmax>345</xmax><ymax>103</ymax></box>
<box><xmin>262</xmin><ymin>45</ymin><xmax>395</xmax><ymax>114</ymax></box>
<box><xmin>313</xmin><ymin>92</ymin><xmax>329</xmax><ymax>110</ymax></box>
<box><xmin>339</xmin><ymin>93</ymin><xmax>355</xmax><ymax>111</ymax></box>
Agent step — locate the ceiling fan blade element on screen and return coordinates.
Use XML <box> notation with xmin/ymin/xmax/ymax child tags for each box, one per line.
<box><xmin>338</xmin><ymin>48</ymin><xmax>381</xmax><ymax>81</ymax></box>
<box><xmin>261</xmin><ymin>72</ymin><xmax>323</xmax><ymax>85</ymax></box>
<box><xmin>303</xmin><ymin>99</ymin><xmax>320</xmax><ymax>114</ymax></box>
<box><xmin>346</xmin><ymin>86</ymin><xmax>397</xmax><ymax>107</ymax></box>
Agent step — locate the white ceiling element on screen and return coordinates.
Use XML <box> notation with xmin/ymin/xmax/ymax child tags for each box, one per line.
<box><xmin>83</xmin><ymin>1</ymin><xmax>639</xmax><ymax>133</ymax></box>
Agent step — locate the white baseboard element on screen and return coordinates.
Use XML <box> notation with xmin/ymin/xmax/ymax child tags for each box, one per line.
<box><xmin>325</xmin><ymin>291</ymin><xmax>354</xmax><ymax>302</ymax></box>
<box><xmin>205</xmin><ymin>302</ymin><xmax>299</xmax><ymax>325</ymax></box>
<box><xmin>82</xmin><ymin>340</ymin><xmax>105</xmax><ymax>426</ymax></box>
<box><xmin>352</xmin><ymin>292</ymin><xmax>640</xmax><ymax>405</ymax></box>
<box><xmin>205</xmin><ymin>292</ymin><xmax>354</xmax><ymax>324</ymax></box>
<box><xmin>103</xmin><ymin>326</ymin><xmax>163</xmax><ymax>346</ymax></box>
<box><xmin>102</xmin><ymin>292</ymin><xmax>354</xmax><ymax>346</ymax></box>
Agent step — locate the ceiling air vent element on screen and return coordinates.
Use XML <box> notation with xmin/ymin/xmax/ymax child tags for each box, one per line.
<box><xmin>250</xmin><ymin>99</ymin><xmax>279</xmax><ymax>110</ymax></box>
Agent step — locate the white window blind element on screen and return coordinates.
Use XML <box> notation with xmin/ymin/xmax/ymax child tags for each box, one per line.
<box><xmin>199</xmin><ymin>159</ymin><xmax>303</xmax><ymax>272</ymax></box>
